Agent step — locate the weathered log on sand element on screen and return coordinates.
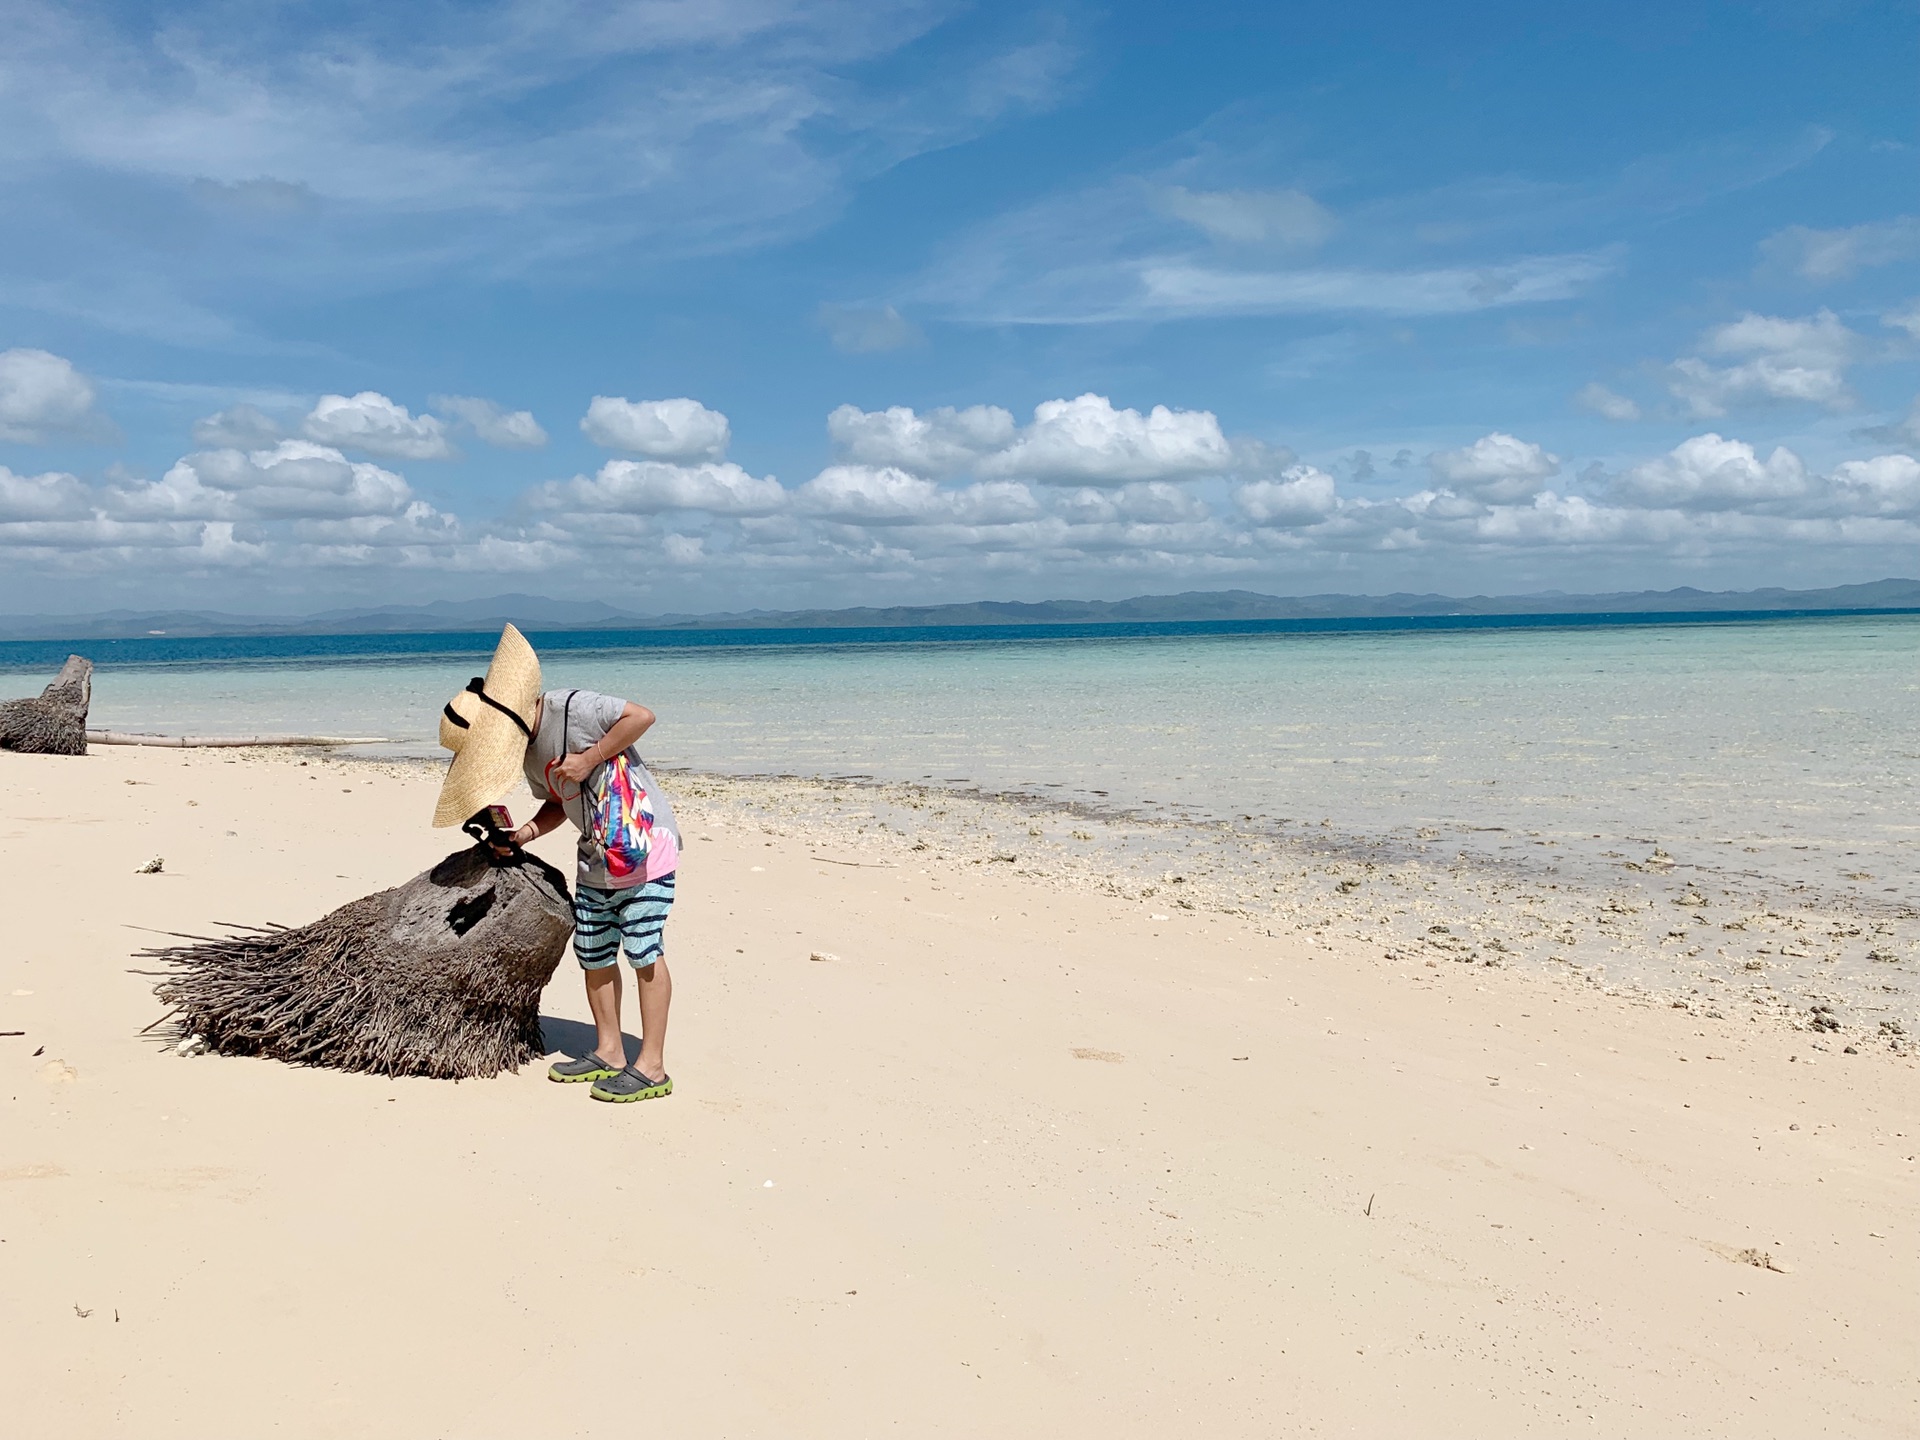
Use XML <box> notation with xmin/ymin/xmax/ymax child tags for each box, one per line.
<box><xmin>88</xmin><ymin>731</ymin><xmax>385</xmax><ymax>748</ymax></box>
<box><xmin>0</xmin><ymin>654</ymin><xmax>92</xmax><ymax>755</ymax></box>
<box><xmin>145</xmin><ymin>846</ymin><xmax>574</xmax><ymax>1079</ymax></box>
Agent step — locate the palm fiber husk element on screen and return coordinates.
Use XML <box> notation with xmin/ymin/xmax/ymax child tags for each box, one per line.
<box><xmin>144</xmin><ymin>845</ymin><xmax>575</xmax><ymax>1079</ymax></box>
<box><xmin>0</xmin><ymin>654</ymin><xmax>91</xmax><ymax>755</ymax></box>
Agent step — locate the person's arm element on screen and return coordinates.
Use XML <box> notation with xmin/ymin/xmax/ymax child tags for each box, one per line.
<box><xmin>508</xmin><ymin>799</ymin><xmax>566</xmax><ymax>848</ymax></box>
<box><xmin>552</xmin><ymin>701</ymin><xmax>655</xmax><ymax>786</ymax></box>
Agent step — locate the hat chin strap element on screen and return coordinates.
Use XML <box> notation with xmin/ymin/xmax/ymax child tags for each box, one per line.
<box><xmin>443</xmin><ymin>675</ymin><xmax>533</xmax><ymax>740</ymax></box>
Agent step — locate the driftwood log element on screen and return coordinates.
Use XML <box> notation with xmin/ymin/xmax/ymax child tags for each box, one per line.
<box><xmin>145</xmin><ymin>846</ymin><xmax>575</xmax><ymax>1079</ymax></box>
<box><xmin>0</xmin><ymin>654</ymin><xmax>92</xmax><ymax>755</ymax></box>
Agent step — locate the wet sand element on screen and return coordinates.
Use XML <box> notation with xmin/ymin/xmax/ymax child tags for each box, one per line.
<box><xmin>4</xmin><ymin>745</ymin><xmax>1917</xmax><ymax>1437</ymax></box>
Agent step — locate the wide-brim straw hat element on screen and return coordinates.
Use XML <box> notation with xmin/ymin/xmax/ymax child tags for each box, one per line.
<box><xmin>432</xmin><ymin>624</ymin><xmax>543</xmax><ymax>827</ymax></box>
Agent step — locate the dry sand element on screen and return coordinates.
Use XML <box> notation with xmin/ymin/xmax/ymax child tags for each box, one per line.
<box><xmin>4</xmin><ymin>744</ymin><xmax>1917</xmax><ymax>1438</ymax></box>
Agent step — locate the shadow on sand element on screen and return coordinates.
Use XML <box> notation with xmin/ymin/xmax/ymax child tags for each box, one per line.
<box><xmin>538</xmin><ymin>1014</ymin><xmax>640</xmax><ymax>1065</ymax></box>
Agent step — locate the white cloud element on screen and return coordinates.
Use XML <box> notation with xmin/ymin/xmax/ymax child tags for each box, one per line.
<box><xmin>302</xmin><ymin>392</ymin><xmax>454</xmax><ymax>460</ymax></box>
<box><xmin>536</xmin><ymin>458</ymin><xmax>783</xmax><ymax>516</ymax></box>
<box><xmin>1820</xmin><ymin>454</ymin><xmax>1920</xmax><ymax>517</ymax></box>
<box><xmin>823</xmin><ymin>394</ymin><xmax>1235</xmax><ymax>489</ymax></box>
<box><xmin>1427</xmin><ymin>433</ymin><xmax>1561</xmax><ymax>503</ymax></box>
<box><xmin>1610</xmin><ymin>434</ymin><xmax>1809</xmax><ymax>511</ymax></box>
<box><xmin>1128</xmin><ymin>254</ymin><xmax>1611</xmax><ymax>321</ymax></box>
<box><xmin>1574</xmin><ymin>382</ymin><xmax>1641</xmax><ymax>422</ymax></box>
<box><xmin>1233</xmin><ymin>466</ymin><xmax>1339</xmax><ymax>527</ymax></box>
<box><xmin>1858</xmin><ymin>397</ymin><xmax>1920</xmax><ymax>449</ymax></box>
<box><xmin>0</xmin><ymin>465</ymin><xmax>89</xmax><ymax>520</ymax></box>
<box><xmin>979</xmin><ymin>394</ymin><xmax>1233</xmax><ymax>486</ymax></box>
<box><xmin>818</xmin><ymin>304</ymin><xmax>924</xmax><ymax>354</ymax></box>
<box><xmin>1158</xmin><ymin>187</ymin><xmax>1336</xmax><ymax>248</ymax></box>
<box><xmin>16</xmin><ymin>376</ymin><xmax>1920</xmax><ymax>606</ymax></box>
<box><xmin>0</xmin><ymin>347</ymin><xmax>106</xmax><ymax>443</ymax></box>
<box><xmin>1761</xmin><ymin>216</ymin><xmax>1920</xmax><ymax>281</ymax></box>
<box><xmin>191</xmin><ymin>403</ymin><xmax>286</xmax><ymax>448</ymax></box>
<box><xmin>1092</xmin><ymin>482</ymin><xmax>1211</xmax><ymax>523</ymax></box>
<box><xmin>0</xmin><ymin>2</ymin><xmax>1072</xmax><ymax>335</ymax></box>
<box><xmin>124</xmin><ymin>440</ymin><xmax>414</xmax><ymax>520</ymax></box>
<box><xmin>795</xmin><ymin>465</ymin><xmax>946</xmax><ymax>524</ymax></box>
<box><xmin>581</xmin><ymin>397</ymin><xmax>731</xmax><ymax>462</ymax></box>
<box><xmin>431</xmin><ymin>394</ymin><xmax>547</xmax><ymax>449</ymax></box>
<box><xmin>1885</xmin><ymin>300</ymin><xmax>1920</xmax><ymax>341</ymax></box>
<box><xmin>946</xmin><ymin>480</ymin><xmax>1047</xmax><ymax>525</ymax></box>
<box><xmin>912</xmin><ymin>155</ymin><xmax>1617</xmax><ymax>326</ymax></box>
<box><xmin>1666</xmin><ymin>310</ymin><xmax>1858</xmax><ymax>417</ymax></box>
<box><xmin>661</xmin><ymin>533</ymin><xmax>706</xmax><ymax>565</ymax></box>
<box><xmin>827</xmin><ymin>403</ymin><xmax>1016</xmax><ymax>476</ymax></box>
<box><xmin>794</xmin><ymin>466</ymin><xmax>1046</xmax><ymax>526</ymax></box>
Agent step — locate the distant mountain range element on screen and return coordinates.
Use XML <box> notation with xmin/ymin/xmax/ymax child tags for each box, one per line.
<box><xmin>3</xmin><ymin>579</ymin><xmax>1919</xmax><ymax>641</ymax></box>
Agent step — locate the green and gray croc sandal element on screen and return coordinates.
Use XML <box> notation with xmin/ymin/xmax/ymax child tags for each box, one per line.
<box><xmin>591</xmin><ymin>1065</ymin><xmax>673</xmax><ymax>1103</ymax></box>
<box><xmin>549</xmin><ymin>1053</ymin><xmax>621</xmax><ymax>1084</ymax></box>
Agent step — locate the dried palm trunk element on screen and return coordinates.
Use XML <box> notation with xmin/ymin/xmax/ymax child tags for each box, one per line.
<box><xmin>0</xmin><ymin>654</ymin><xmax>92</xmax><ymax>755</ymax></box>
<box><xmin>146</xmin><ymin>846</ymin><xmax>575</xmax><ymax>1079</ymax></box>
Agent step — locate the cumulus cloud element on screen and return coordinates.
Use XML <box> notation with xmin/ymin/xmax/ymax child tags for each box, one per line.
<box><xmin>1761</xmin><ymin>216</ymin><xmax>1920</xmax><ymax>281</ymax></box>
<box><xmin>793</xmin><ymin>466</ymin><xmax>1046</xmax><ymax>526</ymax></box>
<box><xmin>1574</xmin><ymin>382</ymin><xmax>1640</xmax><ymax>422</ymax></box>
<box><xmin>581</xmin><ymin>397</ymin><xmax>731</xmax><ymax>462</ymax></box>
<box><xmin>0</xmin><ymin>465</ymin><xmax>89</xmax><ymax>520</ymax></box>
<box><xmin>794</xmin><ymin>465</ymin><xmax>946</xmax><ymax>524</ymax></box>
<box><xmin>1092</xmin><ymin>482</ymin><xmax>1211</xmax><ymax>523</ymax></box>
<box><xmin>0</xmin><ymin>348</ymin><xmax>107</xmax><ymax>443</ymax></box>
<box><xmin>1610</xmin><ymin>433</ymin><xmax>1809</xmax><ymax>511</ymax></box>
<box><xmin>191</xmin><ymin>403</ymin><xmax>286</xmax><ymax>449</ymax></box>
<box><xmin>818</xmin><ymin>304</ymin><xmax>924</xmax><ymax>353</ymax></box>
<box><xmin>1885</xmin><ymin>300</ymin><xmax>1920</xmax><ymax>341</ymax></box>
<box><xmin>302</xmin><ymin>392</ymin><xmax>454</xmax><ymax>460</ymax></box>
<box><xmin>14</xmin><ymin>376</ymin><xmax>1920</xmax><ymax>601</ymax></box>
<box><xmin>1666</xmin><ymin>310</ymin><xmax>1858</xmax><ymax>417</ymax></box>
<box><xmin>661</xmin><ymin>533</ymin><xmax>706</xmax><ymax>564</ymax></box>
<box><xmin>1427</xmin><ymin>433</ymin><xmax>1561</xmax><ymax>503</ymax></box>
<box><xmin>824</xmin><ymin>394</ymin><xmax>1236</xmax><ymax>489</ymax></box>
<box><xmin>1233</xmin><ymin>465</ymin><xmax>1339</xmax><ymax>527</ymax></box>
<box><xmin>124</xmin><ymin>440</ymin><xmax>415</xmax><ymax>520</ymax></box>
<box><xmin>431</xmin><ymin>395</ymin><xmax>548</xmax><ymax>449</ymax></box>
<box><xmin>827</xmin><ymin>403</ymin><xmax>1016</xmax><ymax>476</ymax></box>
<box><xmin>535</xmin><ymin>458</ymin><xmax>783</xmax><ymax>516</ymax></box>
<box><xmin>978</xmin><ymin>394</ymin><xmax>1233</xmax><ymax>486</ymax></box>
<box><xmin>1820</xmin><ymin>454</ymin><xmax>1920</xmax><ymax>517</ymax></box>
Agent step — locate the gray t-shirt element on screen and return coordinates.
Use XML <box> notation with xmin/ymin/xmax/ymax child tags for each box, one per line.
<box><xmin>522</xmin><ymin>688</ymin><xmax>680</xmax><ymax>889</ymax></box>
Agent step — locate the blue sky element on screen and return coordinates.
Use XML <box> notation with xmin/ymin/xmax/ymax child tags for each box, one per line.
<box><xmin>1</xmin><ymin>0</ymin><xmax>1917</xmax><ymax>614</ymax></box>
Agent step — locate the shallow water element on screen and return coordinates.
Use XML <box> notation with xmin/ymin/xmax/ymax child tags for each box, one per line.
<box><xmin>9</xmin><ymin>614</ymin><xmax>1919</xmax><ymax>915</ymax></box>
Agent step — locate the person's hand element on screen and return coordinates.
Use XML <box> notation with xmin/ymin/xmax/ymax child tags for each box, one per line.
<box><xmin>553</xmin><ymin>750</ymin><xmax>598</xmax><ymax>786</ymax></box>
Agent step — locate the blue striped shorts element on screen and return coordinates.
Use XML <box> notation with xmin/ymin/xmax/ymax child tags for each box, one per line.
<box><xmin>573</xmin><ymin>875</ymin><xmax>676</xmax><ymax>970</ymax></box>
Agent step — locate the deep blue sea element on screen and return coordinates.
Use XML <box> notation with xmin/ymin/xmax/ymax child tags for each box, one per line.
<box><xmin>1</xmin><ymin>606</ymin><xmax>1911</xmax><ymax>675</ymax></box>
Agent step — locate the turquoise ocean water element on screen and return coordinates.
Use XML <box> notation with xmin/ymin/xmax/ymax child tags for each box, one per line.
<box><xmin>4</xmin><ymin>612</ymin><xmax>1917</xmax><ymax>913</ymax></box>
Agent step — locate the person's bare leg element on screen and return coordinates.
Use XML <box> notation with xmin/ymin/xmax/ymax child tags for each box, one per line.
<box><xmin>632</xmin><ymin>958</ymin><xmax>671</xmax><ymax>1081</ymax></box>
<box><xmin>584</xmin><ymin>966</ymin><xmax>629</xmax><ymax>1069</ymax></box>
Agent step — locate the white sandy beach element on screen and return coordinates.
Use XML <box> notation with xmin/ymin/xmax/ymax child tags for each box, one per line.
<box><xmin>5</xmin><ymin>744</ymin><xmax>1918</xmax><ymax>1438</ymax></box>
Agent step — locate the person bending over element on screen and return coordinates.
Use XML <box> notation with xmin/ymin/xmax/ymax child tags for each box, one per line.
<box><xmin>433</xmin><ymin>627</ymin><xmax>684</xmax><ymax>1104</ymax></box>
<box><xmin>506</xmin><ymin>685</ymin><xmax>683</xmax><ymax>1103</ymax></box>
